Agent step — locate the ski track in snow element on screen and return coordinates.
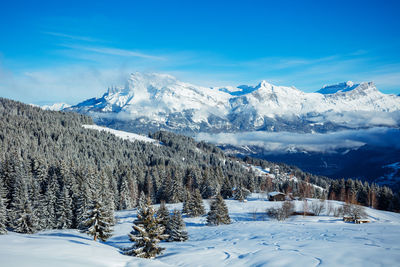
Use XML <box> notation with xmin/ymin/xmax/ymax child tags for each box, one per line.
<box><xmin>1</xmin><ymin>195</ymin><xmax>400</xmax><ymax>266</ymax></box>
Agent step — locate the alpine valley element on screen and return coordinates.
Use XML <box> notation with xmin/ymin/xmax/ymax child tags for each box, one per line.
<box><xmin>64</xmin><ymin>72</ymin><xmax>400</xmax><ymax>188</ymax></box>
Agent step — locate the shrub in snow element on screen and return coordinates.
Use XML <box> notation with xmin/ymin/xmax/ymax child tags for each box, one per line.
<box><xmin>125</xmin><ymin>196</ymin><xmax>168</xmax><ymax>258</ymax></box>
<box><xmin>267</xmin><ymin>201</ymin><xmax>294</xmax><ymax>221</ymax></box>
<box><xmin>310</xmin><ymin>200</ymin><xmax>326</xmax><ymax>216</ymax></box>
<box><xmin>80</xmin><ymin>200</ymin><xmax>115</xmax><ymax>242</ymax></box>
<box><xmin>207</xmin><ymin>194</ymin><xmax>231</xmax><ymax>225</ymax></box>
<box><xmin>166</xmin><ymin>209</ymin><xmax>188</xmax><ymax>242</ymax></box>
<box><xmin>333</xmin><ymin>206</ymin><xmax>344</xmax><ymax>217</ymax></box>
<box><xmin>343</xmin><ymin>203</ymin><xmax>367</xmax><ymax>221</ymax></box>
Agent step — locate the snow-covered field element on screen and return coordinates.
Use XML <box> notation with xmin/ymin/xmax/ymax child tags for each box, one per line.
<box><xmin>1</xmin><ymin>195</ymin><xmax>400</xmax><ymax>266</ymax></box>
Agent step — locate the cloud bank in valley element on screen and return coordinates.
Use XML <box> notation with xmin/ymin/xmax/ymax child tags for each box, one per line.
<box><xmin>196</xmin><ymin>127</ymin><xmax>400</xmax><ymax>153</ymax></box>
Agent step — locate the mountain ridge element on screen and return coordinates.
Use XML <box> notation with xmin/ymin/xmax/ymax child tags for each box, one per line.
<box><xmin>64</xmin><ymin>72</ymin><xmax>400</xmax><ymax>134</ymax></box>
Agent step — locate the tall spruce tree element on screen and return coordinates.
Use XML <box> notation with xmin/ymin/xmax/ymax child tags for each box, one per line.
<box><xmin>125</xmin><ymin>197</ymin><xmax>168</xmax><ymax>258</ymax></box>
<box><xmin>8</xmin><ymin>172</ymin><xmax>38</xmax><ymax>233</ymax></box>
<box><xmin>156</xmin><ymin>200</ymin><xmax>169</xmax><ymax>228</ymax></box>
<box><xmin>182</xmin><ymin>189</ymin><xmax>191</xmax><ymax>214</ymax></box>
<box><xmin>207</xmin><ymin>194</ymin><xmax>231</xmax><ymax>226</ymax></box>
<box><xmin>187</xmin><ymin>189</ymin><xmax>205</xmax><ymax>217</ymax></box>
<box><xmin>166</xmin><ymin>209</ymin><xmax>188</xmax><ymax>242</ymax></box>
<box><xmin>56</xmin><ymin>186</ymin><xmax>73</xmax><ymax>229</ymax></box>
<box><xmin>80</xmin><ymin>200</ymin><xmax>115</xmax><ymax>241</ymax></box>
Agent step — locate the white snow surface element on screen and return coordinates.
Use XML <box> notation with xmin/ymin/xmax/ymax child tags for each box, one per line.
<box><xmin>82</xmin><ymin>124</ymin><xmax>159</xmax><ymax>144</ymax></box>
<box><xmin>1</xmin><ymin>195</ymin><xmax>400</xmax><ymax>266</ymax></box>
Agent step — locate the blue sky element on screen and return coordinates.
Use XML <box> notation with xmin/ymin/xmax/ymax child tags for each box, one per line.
<box><xmin>0</xmin><ymin>0</ymin><xmax>399</xmax><ymax>104</ymax></box>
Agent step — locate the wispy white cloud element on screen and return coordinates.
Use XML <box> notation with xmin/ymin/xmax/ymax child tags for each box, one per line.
<box><xmin>43</xmin><ymin>31</ymin><xmax>101</xmax><ymax>42</ymax></box>
<box><xmin>62</xmin><ymin>44</ymin><xmax>166</xmax><ymax>61</ymax></box>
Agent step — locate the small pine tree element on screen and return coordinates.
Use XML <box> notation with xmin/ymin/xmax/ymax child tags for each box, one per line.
<box><xmin>233</xmin><ymin>184</ymin><xmax>250</xmax><ymax>201</ymax></box>
<box><xmin>207</xmin><ymin>194</ymin><xmax>231</xmax><ymax>226</ymax></box>
<box><xmin>138</xmin><ymin>191</ymin><xmax>147</xmax><ymax>210</ymax></box>
<box><xmin>80</xmin><ymin>200</ymin><xmax>115</xmax><ymax>241</ymax></box>
<box><xmin>166</xmin><ymin>210</ymin><xmax>188</xmax><ymax>242</ymax></box>
<box><xmin>0</xmin><ymin>197</ymin><xmax>7</xmax><ymax>234</ymax></box>
<box><xmin>187</xmin><ymin>189</ymin><xmax>205</xmax><ymax>217</ymax></box>
<box><xmin>156</xmin><ymin>201</ymin><xmax>169</xmax><ymax>228</ymax></box>
<box><xmin>125</xmin><ymin>197</ymin><xmax>168</xmax><ymax>258</ymax></box>
<box><xmin>182</xmin><ymin>190</ymin><xmax>191</xmax><ymax>214</ymax></box>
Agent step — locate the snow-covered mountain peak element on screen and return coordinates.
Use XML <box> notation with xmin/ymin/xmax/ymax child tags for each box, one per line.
<box><xmin>317</xmin><ymin>81</ymin><xmax>359</xmax><ymax>94</ymax></box>
<box><xmin>258</xmin><ymin>80</ymin><xmax>274</xmax><ymax>89</ymax></box>
<box><xmin>41</xmin><ymin>102</ymin><xmax>71</xmax><ymax>111</ymax></box>
<box><xmin>317</xmin><ymin>81</ymin><xmax>380</xmax><ymax>96</ymax></box>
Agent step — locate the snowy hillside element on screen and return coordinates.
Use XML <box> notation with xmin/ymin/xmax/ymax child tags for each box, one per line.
<box><xmin>82</xmin><ymin>124</ymin><xmax>159</xmax><ymax>144</ymax></box>
<box><xmin>1</xmin><ymin>196</ymin><xmax>400</xmax><ymax>267</ymax></box>
<box><xmin>65</xmin><ymin>72</ymin><xmax>400</xmax><ymax>134</ymax></box>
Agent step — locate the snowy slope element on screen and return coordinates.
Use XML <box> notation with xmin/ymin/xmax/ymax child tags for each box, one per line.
<box><xmin>66</xmin><ymin>73</ymin><xmax>400</xmax><ymax>133</ymax></box>
<box><xmin>82</xmin><ymin>124</ymin><xmax>159</xmax><ymax>144</ymax></box>
<box><xmin>1</xmin><ymin>196</ymin><xmax>400</xmax><ymax>267</ymax></box>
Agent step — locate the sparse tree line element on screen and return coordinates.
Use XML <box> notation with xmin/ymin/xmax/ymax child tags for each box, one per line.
<box><xmin>265</xmin><ymin>199</ymin><xmax>368</xmax><ymax>223</ymax></box>
<box><xmin>0</xmin><ymin>97</ymin><xmax>399</xmax><ymax>237</ymax></box>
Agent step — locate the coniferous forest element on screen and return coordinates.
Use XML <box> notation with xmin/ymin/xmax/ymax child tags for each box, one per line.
<box><xmin>0</xmin><ymin>97</ymin><xmax>399</xmax><ymax>235</ymax></box>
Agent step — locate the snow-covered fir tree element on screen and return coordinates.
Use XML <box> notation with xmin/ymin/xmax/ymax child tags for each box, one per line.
<box><xmin>80</xmin><ymin>200</ymin><xmax>115</xmax><ymax>241</ymax></box>
<box><xmin>166</xmin><ymin>209</ymin><xmax>188</xmax><ymax>242</ymax></box>
<box><xmin>233</xmin><ymin>184</ymin><xmax>250</xmax><ymax>201</ymax></box>
<box><xmin>166</xmin><ymin>171</ymin><xmax>183</xmax><ymax>203</ymax></box>
<box><xmin>56</xmin><ymin>186</ymin><xmax>73</xmax><ymax>229</ymax></box>
<box><xmin>125</xmin><ymin>196</ymin><xmax>168</xmax><ymax>258</ymax></box>
<box><xmin>156</xmin><ymin>200</ymin><xmax>169</xmax><ymax>228</ymax></box>
<box><xmin>8</xmin><ymin>174</ymin><xmax>38</xmax><ymax>233</ymax></box>
<box><xmin>138</xmin><ymin>191</ymin><xmax>147</xmax><ymax>210</ymax></box>
<box><xmin>76</xmin><ymin>181</ymin><xmax>92</xmax><ymax>230</ymax></box>
<box><xmin>187</xmin><ymin>189</ymin><xmax>205</xmax><ymax>217</ymax></box>
<box><xmin>0</xmin><ymin>197</ymin><xmax>7</xmax><ymax>234</ymax></box>
<box><xmin>13</xmin><ymin>198</ymin><xmax>38</xmax><ymax>234</ymax></box>
<box><xmin>42</xmin><ymin>173</ymin><xmax>59</xmax><ymax>229</ymax></box>
<box><xmin>207</xmin><ymin>194</ymin><xmax>231</xmax><ymax>226</ymax></box>
<box><xmin>182</xmin><ymin>189</ymin><xmax>191</xmax><ymax>214</ymax></box>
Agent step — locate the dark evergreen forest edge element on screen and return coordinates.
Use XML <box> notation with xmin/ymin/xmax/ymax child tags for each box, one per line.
<box><xmin>0</xmin><ymin>97</ymin><xmax>399</xmax><ymax>234</ymax></box>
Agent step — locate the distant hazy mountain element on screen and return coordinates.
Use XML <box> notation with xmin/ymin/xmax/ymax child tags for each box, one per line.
<box><xmin>42</xmin><ymin>103</ymin><xmax>71</xmax><ymax>111</ymax></box>
<box><xmin>65</xmin><ymin>72</ymin><xmax>400</xmax><ymax>134</ymax></box>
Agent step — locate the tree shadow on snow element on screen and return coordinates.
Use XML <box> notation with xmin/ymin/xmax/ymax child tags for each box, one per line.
<box><xmin>68</xmin><ymin>240</ymin><xmax>90</xmax><ymax>246</ymax></box>
<box><xmin>185</xmin><ymin>222</ymin><xmax>206</xmax><ymax>227</ymax></box>
<box><xmin>38</xmin><ymin>232</ymin><xmax>92</xmax><ymax>241</ymax></box>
